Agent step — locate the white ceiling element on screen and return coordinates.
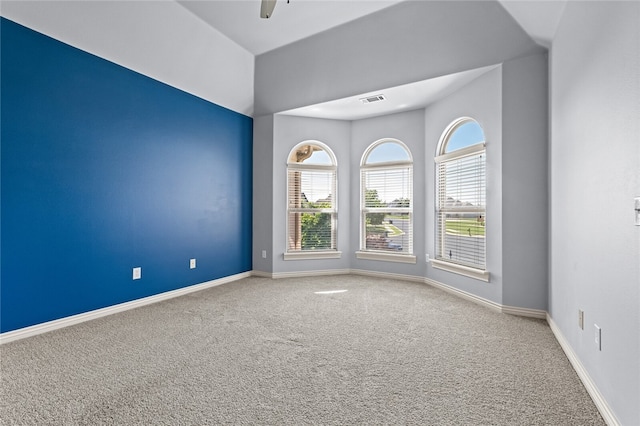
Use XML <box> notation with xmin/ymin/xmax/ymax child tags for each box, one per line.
<box><xmin>178</xmin><ymin>0</ymin><xmax>567</xmax><ymax>119</ymax></box>
<box><xmin>499</xmin><ymin>0</ymin><xmax>567</xmax><ymax>48</ymax></box>
<box><xmin>178</xmin><ymin>0</ymin><xmax>403</xmax><ymax>56</ymax></box>
<box><xmin>281</xmin><ymin>65</ymin><xmax>499</xmax><ymax>120</ymax></box>
<box><xmin>178</xmin><ymin>0</ymin><xmax>567</xmax><ymax>56</ymax></box>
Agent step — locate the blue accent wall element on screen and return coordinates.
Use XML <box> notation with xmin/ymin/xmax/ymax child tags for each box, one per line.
<box><xmin>0</xmin><ymin>18</ymin><xmax>253</xmax><ymax>333</ymax></box>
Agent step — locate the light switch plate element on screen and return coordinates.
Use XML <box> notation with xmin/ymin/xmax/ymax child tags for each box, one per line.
<box><xmin>578</xmin><ymin>310</ymin><xmax>584</xmax><ymax>330</ymax></box>
<box><xmin>133</xmin><ymin>267</ymin><xmax>142</xmax><ymax>280</ymax></box>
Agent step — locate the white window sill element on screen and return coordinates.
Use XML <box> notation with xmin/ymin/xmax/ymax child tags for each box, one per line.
<box><xmin>430</xmin><ymin>259</ymin><xmax>490</xmax><ymax>282</ymax></box>
<box><xmin>284</xmin><ymin>251</ymin><xmax>342</xmax><ymax>261</ymax></box>
<box><xmin>355</xmin><ymin>251</ymin><xmax>417</xmax><ymax>264</ymax></box>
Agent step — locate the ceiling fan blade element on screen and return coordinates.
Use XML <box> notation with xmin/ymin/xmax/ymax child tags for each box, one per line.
<box><xmin>260</xmin><ymin>0</ymin><xmax>277</xmax><ymax>19</ymax></box>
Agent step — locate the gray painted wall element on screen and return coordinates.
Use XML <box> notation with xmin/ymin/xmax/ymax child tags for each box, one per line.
<box><xmin>7</xmin><ymin>0</ymin><xmax>638</xmax><ymax>420</ymax></box>
<box><xmin>258</xmin><ymin>110</ymin><xmax>427</xmax><ymax>276</ymax></box>
<box><xmin>501</xmin><ymin>53</ymin><xmax>549</xmax><ymax>310</ymax></box>
<box><xmin>549</xmin><ymin>2</ymin><xmax>640</xmax><ymax>424</ymax></box>
<box><xmin>264</xmin><ymin>55</ymin><xmax>548</xmax><ymax>313</ymax></box>
<box><xmin>253</xmin><ymin>115</ymin><xmax>275</xmax><ymax>273</ymax></box>
<box><xmin>424</xmin><ymin>67</ymin><xmax>504</xmax><ymax>305</ymax></box>
<box><xmin>350</xmin><ymin>109</ymin><xmax>426</xmax><ymax>277</ymax></box>
<box><xmin>272</xmin><ymin>115</ymin><xmax>352</xmax><ymax>274</ymax></box>
<box><xmin>255</xmin><ymin>0</ymin><xmax>543</xmax><ymax>115</ymax></box>
<box><xmin>253</xmin><ymin>0</ymin><xmax>549</xmax><ymax>310</ymax></box>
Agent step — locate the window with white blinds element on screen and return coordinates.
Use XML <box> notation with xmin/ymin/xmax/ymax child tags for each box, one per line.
<box><xmin>286</xmin><ymin>142</ymin><xmax>337</xmax><ymax>254</ymax></box>
<box><xmin>435</xmin><ymin>118</ymin><xmax>486</xmax><ymax>272</ymax></box>
<box><xmin>360</xmin><ymin>140</ymin><xmax>413</xmax><ymax>257</ymax></box>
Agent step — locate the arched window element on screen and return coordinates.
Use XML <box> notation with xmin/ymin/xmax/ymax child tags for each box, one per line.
<box><xmin>358</xmin><ymin>139</ymin><xmax>414</xmax><ymax>262</ymax></box>
<box><xmin>434</xmin><ymin>118</ymin><xmax>487</xmax><ymax>279</ymax></box>
<box><xmin>285</xmin><ymin>141</ymin><xmax>338</xmax><ymax>257</ymax></box>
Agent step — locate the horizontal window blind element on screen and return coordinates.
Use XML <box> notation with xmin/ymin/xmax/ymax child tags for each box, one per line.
<box><xmin>287</xmin><ymin>168</ymin><xmax>336</xmax><ymax>252</ymax></box>
<box><xmin>361</xmin><ymin>165</ymin><xmax>412</xmax><ymax>254</ymax></box>
<box><xmin>436</xmin><ymin>151</ymin><xmax>486</xmax><ymax>269</ymax></box>
<box><xmin>287</xmin><ymin>212</ymin><xmax>335</xmax><ymax>251</ymax></box>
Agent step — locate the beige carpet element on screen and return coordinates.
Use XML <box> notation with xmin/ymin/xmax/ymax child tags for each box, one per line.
<box><xmin>1</xmin><ymin>275</ymin><xmax>604</xmax><ymax>425</ymax></box>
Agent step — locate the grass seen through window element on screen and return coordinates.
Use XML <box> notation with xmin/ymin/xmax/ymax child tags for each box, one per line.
<box><xmin>445</xmin><ymin>218</ymin><xmax>485</xmax><ymax>237</ymax></box>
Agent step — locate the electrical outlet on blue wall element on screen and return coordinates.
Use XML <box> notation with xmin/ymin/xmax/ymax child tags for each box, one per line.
<box><xmin>0</xmin><ymin>18</ymin><xmax>253</xmax><ymax>333</ymax></box>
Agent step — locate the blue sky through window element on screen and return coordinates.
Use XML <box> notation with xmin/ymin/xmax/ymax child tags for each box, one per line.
<box><xmin>303</xmin><ymin>149</ymin><xmax>332</xmax><ymax>165</ymax></box>
<box><xmin>445</xmin><ymin>121</ymin><xmax>484</xmax><ymax>153</ymax></box>
<box><xmin>366</xmin><ymin>142</ymin><xmax>410</xmax><ymax>164</ymax></box>
<box><xmin>363</xmin><ymin>141</ymin><xmax>412</xmax><ymax>204</ymax></box>
<box><xmin>291</xmin><ymin>145</ymin><xmax>334</xmax><ymax>202</ymax></box>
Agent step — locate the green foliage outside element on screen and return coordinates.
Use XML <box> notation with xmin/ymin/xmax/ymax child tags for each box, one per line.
<box><xmin>366</xmin><ymin>224</ymin><xmax>387</xmax><ymax>236</ymax></box>
<box><xmin>298</xmin><ymin>190</ymin><xmax>413</xmax><ymax>250</ymax></box>
<box><xmin>366</xmin><ymin>223</ymin><xmax>403</xmax><ymax>237</ymax></box>
<box><xmin>300</xmin><ymin>201</ymin><xmax>332</xmax><ymax>250</ymax></box>
<box><xmin>301</xmin><ymin>213</ymin><xmax>331</xmax><ymax>250</ymax></box>
<box><xmin>364</xmin><ymin>190</ymin><xmax>408</xmax><ymax>243</ymax></box>
<box><xmin>364</xmin><ymin>189</ymin><xmax>386</xmax><ymax>225</ymax></box>
<box><xmin>392</xmin><ymin>197</ymin><xmax>410</xmax><ymax>207</ymax></box>
<box><xmin>445</xmin><ymin>218</ymin><xmax>485</xmax><ymax>236</ymax></box>
<box><xmin>384</xmin><ymin>223</ymin><xmax>403</xmax><ymax>237</ymax></box>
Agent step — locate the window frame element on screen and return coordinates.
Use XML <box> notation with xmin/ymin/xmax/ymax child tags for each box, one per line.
<box><xmin>284</xmin><ymin>141</ymin><xmax>341</xmax><ymax>261</ymax></box>
<box><xmin>433</xmin><ymin>118</ymin><xmax>489</xmax><ymax>281</ymax></box>
<box><xmin>356</xmin><ymin>139</ymin><xmax>416</xmax><ymax>264</ymax></box>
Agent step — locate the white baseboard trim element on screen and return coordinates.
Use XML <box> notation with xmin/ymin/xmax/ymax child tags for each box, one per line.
<box><xmin>546</xmin><ymin>315</ymin><xmax>619</xmax><ymax>426</ymax></box>
<box><xmin>269</xmin><ymin>269</ymin><xmax>351</xmax><ymax>279</ymax></box>
<box><xmin>0</xmin><ymin>271</ymin><xmax>251</xmax><ymax>345</ymax></box>
<box><xmin>255</xmin><ymin>269</ymin><xmax>544</xmax><ymax>320</ymax></box>
<box><xmin>424</xmin><ymin>277</ymin><xmax>503</xmax><ymax>314</ymax></box>
<box><xmin>351</xmin><ymin>268</ymin><xmax>425</xmax><ymax>284</ymax></box>
<box><xmin>424</xmin><ymin>277</ymin><xmax>547</xmax><ymax>319</ymax></box>
<box><xmin>1</xmin><ymin>269</ymin><xmax>616</xmax><ymax>424</ymax></box>
<box><xmin>501</xmin><ymin>304</ymin><xmax>547</xmax><ymax>319</ymax></box>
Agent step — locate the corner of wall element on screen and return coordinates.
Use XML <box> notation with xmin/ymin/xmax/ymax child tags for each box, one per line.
<box><xmin>501</xmin><ymin>52</ymin><xmax>549</xmax><ymax>311</ymax></box>
<box><xmin>252</xmin><ymin>114</ymin><xmax>275</xmax><ymax>274</ymax></box>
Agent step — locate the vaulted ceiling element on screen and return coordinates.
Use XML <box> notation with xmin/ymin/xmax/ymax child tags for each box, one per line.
<box><xmin>178</xmin><ymin>0</ymin><xmax>565</xmax><ymax>119</ymax></box>
<box><xmin>178</xmin><ymin>0</ymin><xmax>567</xmax><ymax>55</ymax></box>
<box><xmin>1</xmin><ymin>0</ymin><xmax>565</xmax><ymax>118</ymax></box>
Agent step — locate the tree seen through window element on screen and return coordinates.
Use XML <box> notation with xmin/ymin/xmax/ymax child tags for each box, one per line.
<box><xmin>287</xmin><ymin>142</ymin><xmax>337</xmax><ymax>252</ymax></box>
<box><xmin>360</xmin><ymin>140</ymin><xmax>413</xmax><ymax>254</ymax></box>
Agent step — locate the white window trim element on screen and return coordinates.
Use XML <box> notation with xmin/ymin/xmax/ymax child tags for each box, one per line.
<box><xmin>434</xmin><ymin>141</ymin><xmax>485</xmax><ymax>163</ymax></box>
<box><xmin>434</xmin><ymin>118</ymin><xmax>488</xmax><ymax>278</ymax></box>
<box><xmin>356</xmin><ymin>251</ymin><xmax>416</xmax><ymax>264</ymax></box>
<box><xmin>430</xmin><ymin>258</ymin><xmax>490</xmax><ymax>282</ymax></box>
<box><xmin>359</xmin><ymin>139</ymin><xmax>414</xmax><ymax>259</ymax></box>
<box><xmin>284</xmin><ymin>251</ymin><xmax>342</xmax><ymax>261</ymax></box>
<box><xmin>286</xmin><ymin>141</ymin><xmax>338</xmax><ymax>259</ymax></box>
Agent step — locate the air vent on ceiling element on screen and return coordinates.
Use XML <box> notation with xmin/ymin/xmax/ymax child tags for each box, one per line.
<box><xmin>360</xmin><ymin>94</ymin><xmax>386</xmax><ymax>104</ymax></box>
